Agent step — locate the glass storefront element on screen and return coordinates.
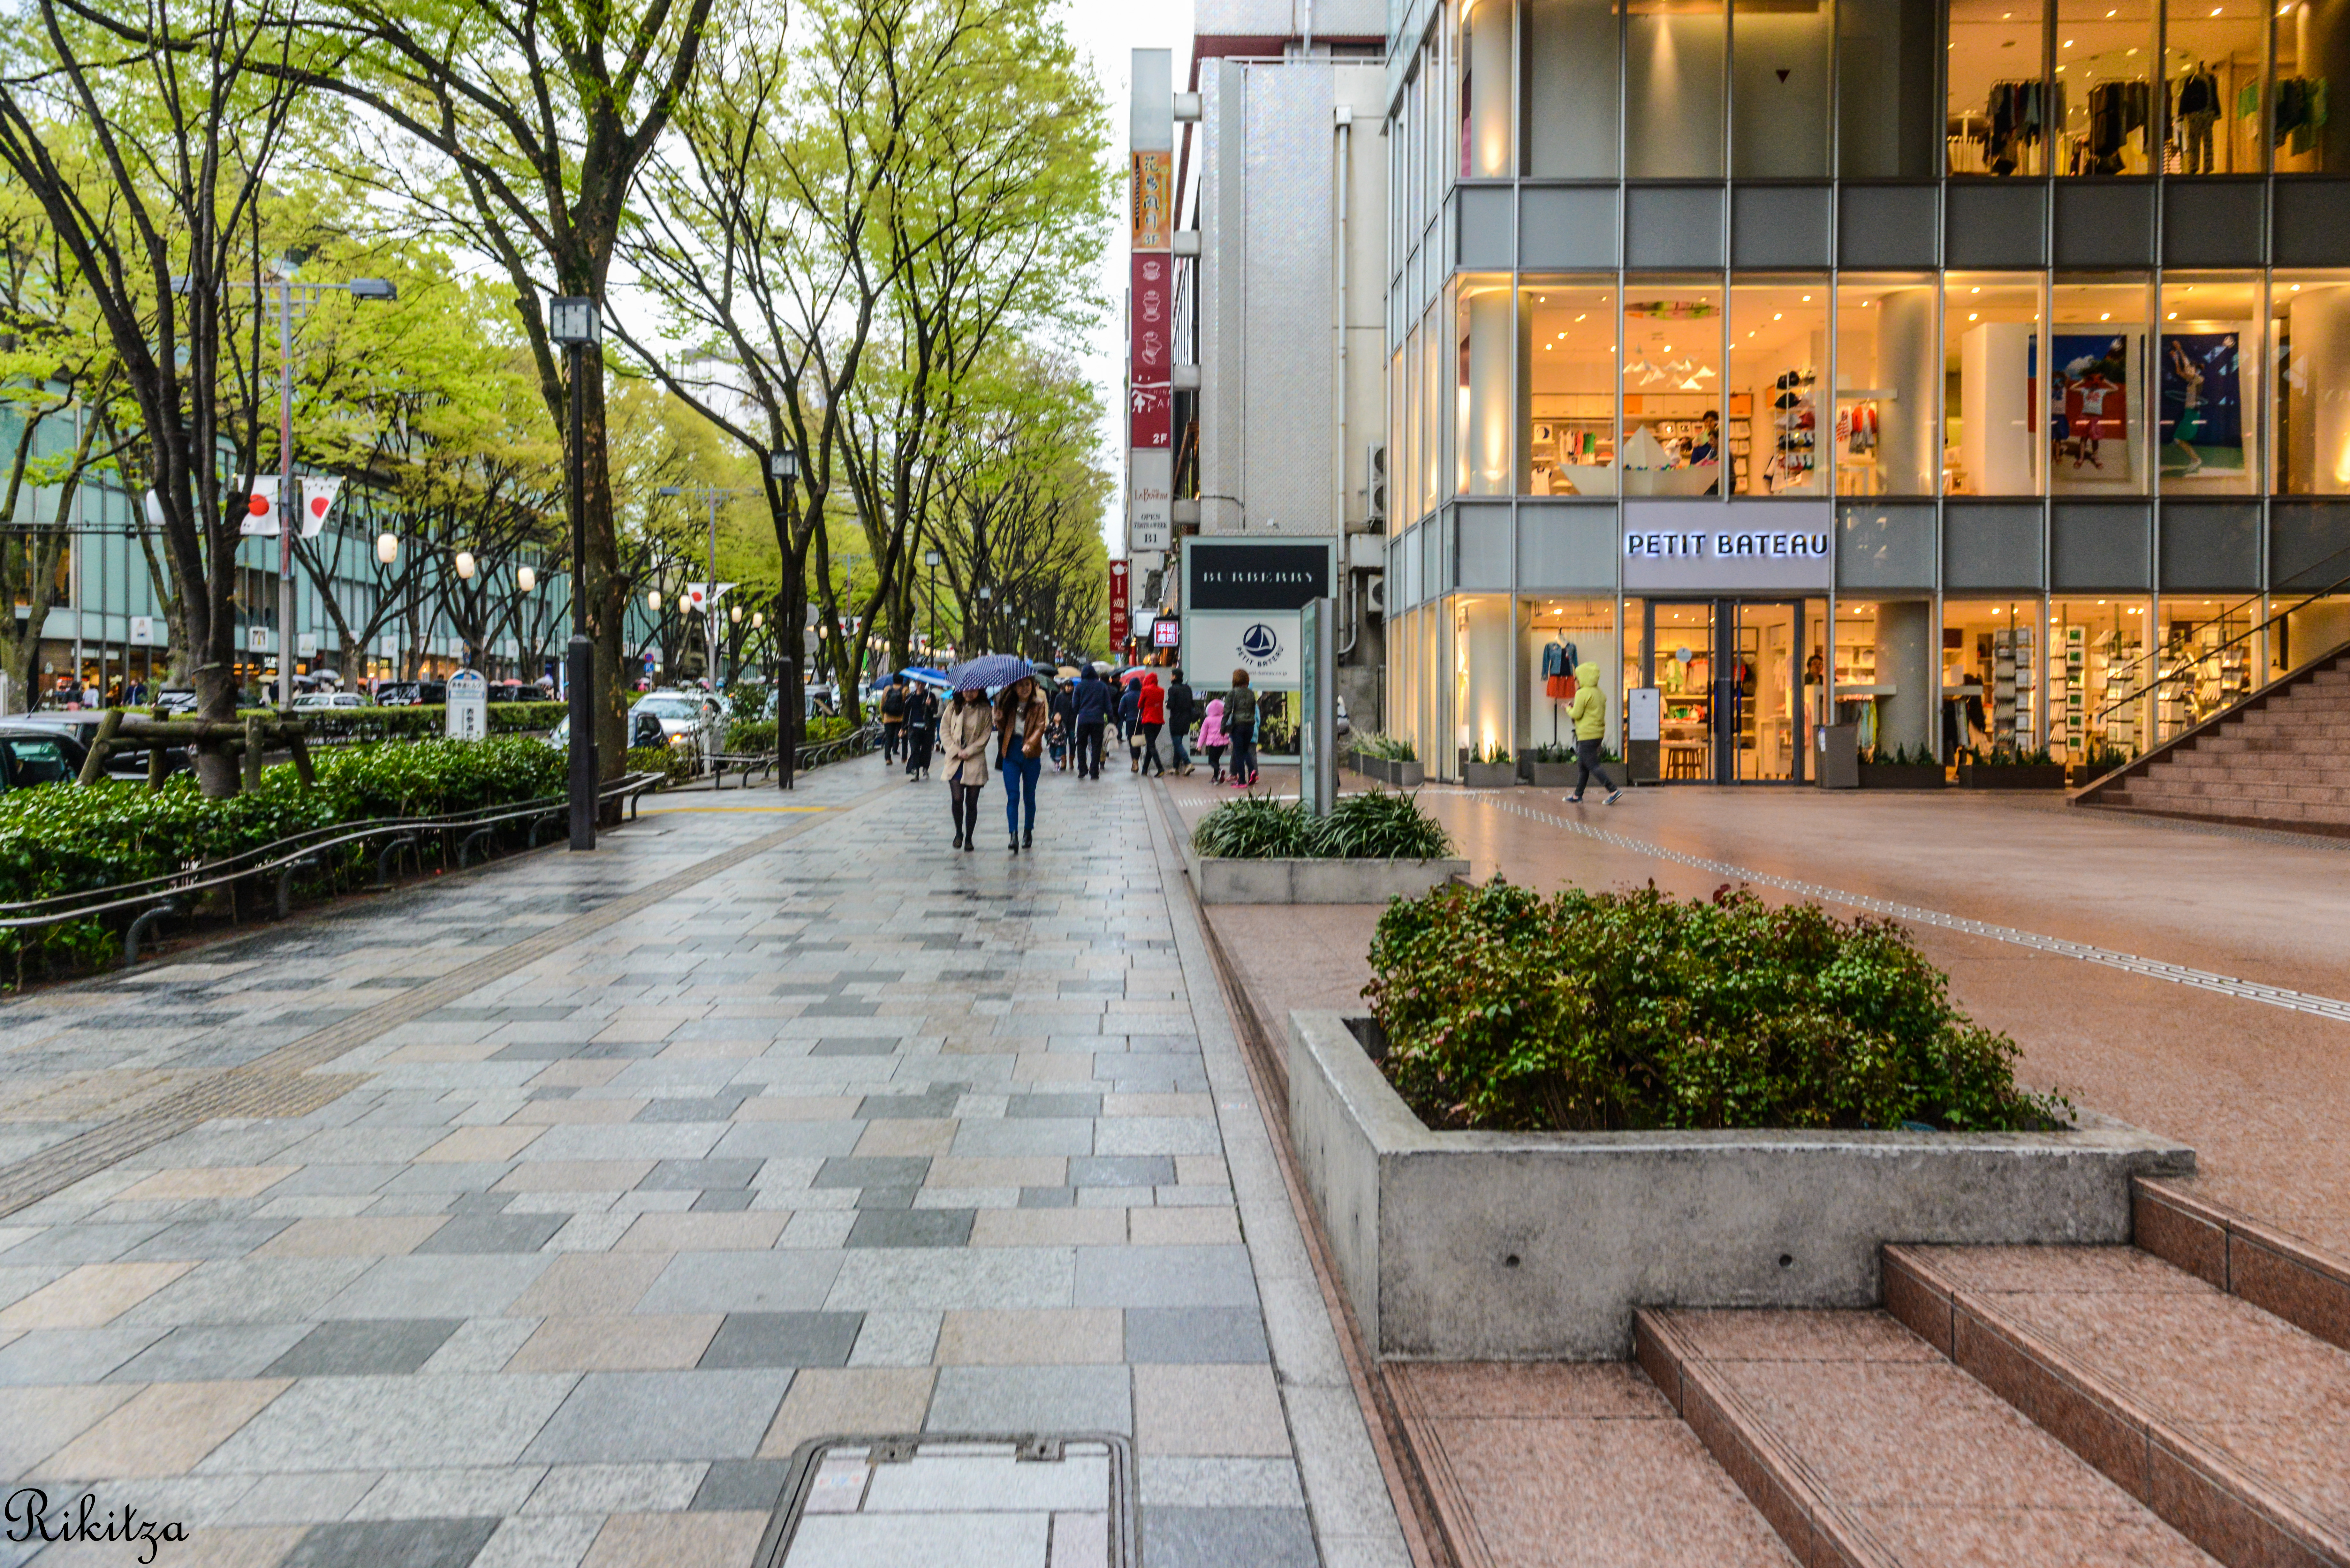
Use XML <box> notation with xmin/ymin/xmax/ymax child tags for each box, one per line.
<box><xmin>1943</xmin><ymin>598</ymin><xmax>2043</xmax><ymax>755</ymax></box>
<box><xmin>1622</xmin><ymin>284</ymin><xmax>1724</xmax><ymax>496</ymax></box>
<box><xmin>2048</xmin><ymin>597</ymin><xmax>2153</xmax><ymax>763</ymax></box>
<box><xmin>1523</xmin><ymin>280</ymin><xmax>1618</xmax><ymax>496</ymax></box>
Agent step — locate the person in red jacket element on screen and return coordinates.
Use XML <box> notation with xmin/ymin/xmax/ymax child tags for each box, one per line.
<box><xmin>1136</xmin><ymin>671</ymin><xmax>1168</xmax><ymax>777</ymax></box>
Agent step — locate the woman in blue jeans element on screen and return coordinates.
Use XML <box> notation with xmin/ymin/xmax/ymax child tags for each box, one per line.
<box><xmin>994</xmin><ymin>675</ymin><xmax>1050</xmax><ymax>854</ymax></box>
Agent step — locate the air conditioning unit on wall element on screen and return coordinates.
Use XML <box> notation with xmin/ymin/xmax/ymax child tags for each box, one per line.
<box><xmin>1363</xmin><ymin>574</ymin><xmax>1385</xmax><ymax>614</ymax></box>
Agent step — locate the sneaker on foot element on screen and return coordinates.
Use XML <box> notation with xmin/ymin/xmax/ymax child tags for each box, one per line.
<box><xmin>1566</xmin><ymin>794</ymin><xmax>1583</xmax><ymax>804</ymax></box>
<box><xmin>1604</xmin><ymin>788</ymin><xmax>1623</xmax><ymax>805</ymax></box>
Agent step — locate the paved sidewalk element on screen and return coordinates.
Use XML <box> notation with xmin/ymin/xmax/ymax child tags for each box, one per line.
<box><xmin>0</xmin><ymin>755</ymin><xmax>1404</xmax><ymax>1567</ymax></box>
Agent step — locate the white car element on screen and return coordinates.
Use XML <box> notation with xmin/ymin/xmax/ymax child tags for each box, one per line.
<box><xmin>631</xmin><ymin>691</ymin><xmax>722</xmax><ymax>769</ymax></box>
<box><xmin>291</xmin><ymin>692</ymin><xmax>372</xmax><ymax>711</ymax></box>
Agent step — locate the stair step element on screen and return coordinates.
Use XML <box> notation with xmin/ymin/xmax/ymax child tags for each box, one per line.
<box><xmin>1636</xmin><ymin>1307</ymin><xmax>2215</xmax><ymax>1567</ymax></box>
<box><xmin>1387</xmin><ymin>1362</ymin><xmax>1796</xmax><ymax>1567</ymax></box>
<box><xmin>1886</xmin><ymin>1245</ymin><xmax>2350</xmax><ymax>1568</ymax></box>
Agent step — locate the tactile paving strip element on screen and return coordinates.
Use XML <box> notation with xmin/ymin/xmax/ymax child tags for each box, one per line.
<box><xmin>1482</xmin><ymin>794</ymin><xmax>2350</xmax><ymax>1026</ymax></box>
<box><xmin>756</xmin><ymin>1433</ymin><xmax>1134</xmax><ymax>1568</ymax></box>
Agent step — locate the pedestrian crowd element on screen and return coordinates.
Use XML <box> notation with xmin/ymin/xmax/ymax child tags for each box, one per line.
<box><xmin>871</xmin><ymin>660</ymin><xmax>1280</xmax><ymax>857</ymax></box>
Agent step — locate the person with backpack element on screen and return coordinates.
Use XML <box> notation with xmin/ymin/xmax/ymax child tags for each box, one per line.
<box><xmin>902</xmin><ymin>683</ymin><xmax>937</xmax><ymax>780</ymax></box>
<box><xmin>1164</xmin><ymin>668</ymin><xmax>1197</xmax><ymax>775</ymax></box>
<box><xmin>1071</xmin><ymin>666</ymin><xmax>1111</xmax><ymax>779</ymax></box>
<box><xmin>1049</xmin><ymin>678</ymin><xmax>1078</xmax><ymax>771</ymax></box>
<box><xmin>879</xmin><ymin>677</ymin><xmax>908</xmax><ymax>763</ymax></box>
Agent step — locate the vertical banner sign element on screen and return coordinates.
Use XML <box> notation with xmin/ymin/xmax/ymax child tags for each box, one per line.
<box><xmin>1108</xmin><ymin>560</ymin><xmax>1131</xmax><ymax>649</ymax></box>
<box><xmin>1130</xmin><ymin>150</ymin><xmax>1172</xmax><ymax>250</ymax></box>
<box><xmin>1301</xmin><ymin>598</ymin><xmax>1337</xmax><ymax>817</ymax></box>
<box><xmin>1131</xmin><ymin>254</ymin><xmax>1171</xmax><ymax>382</ymax></box>
<box><xmin>1129</xmin><ymin>49</ymin><xmax>1173</xmax><ymax>560</ymax></box>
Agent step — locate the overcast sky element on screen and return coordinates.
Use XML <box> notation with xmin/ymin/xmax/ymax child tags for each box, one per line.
<box><xmin>1064</xmin><ymin>0</ymin><xmax>1194</xmax><ymax>558</ymax></box>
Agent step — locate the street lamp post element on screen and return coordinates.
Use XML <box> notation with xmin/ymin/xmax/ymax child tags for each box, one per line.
<box><xmin>924</xmin><ymin>548</ymin><xmax>940</xmax><ymax>657</ymax></box>
<box><xmin>216</xmin><ymin>273</ymin><xmax>396</xmax><ymax>711</ymax></box>
<box><xmin>547</xmin><ymin>297</ymin><xmax>599</xmax><ymax>852</ymax></box>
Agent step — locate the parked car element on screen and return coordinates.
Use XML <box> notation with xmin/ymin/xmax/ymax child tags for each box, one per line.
<box><xmin>487</xmin><ymin>681</ymin><xmax>542</xmax><ymax>703</ymax></box>
<box><xmin>291</xmin><ymin>692</ymin><xmax>373</xmax><ymax>711</ymax></box>
<box><xmin>0</xmin><ymin>723</ymin><xmax>89</xmax><ymax>789</ymax></box>
<box><xmin>152</xmin><ymin>688</ymin><xmax>200</xmax><ymax>716</ymax></box>
<box><xmin>547</xmin><ymin>706</ymin><xmax>678</xmax><ymax>754</ymax></box>
<box><xmin>375</xmin><ymin>682</ymin><xmax>448</xmax><ymax>707</ymax></box>
<box><xmin>7</xmin><ymin>712</ymin><xmax>178</xmax><ymax>780</ymax></box>
<box><xmin>631</xmin><ymin>691</ymin><xmax>721</xmax><ymax>768</ymax></box>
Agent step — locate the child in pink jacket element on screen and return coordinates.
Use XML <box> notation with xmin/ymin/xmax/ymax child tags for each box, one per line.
<box><xmin>1198</xmin><ymin>697</ymin><xmax>1230</xmax><ymax>783</ymax></box>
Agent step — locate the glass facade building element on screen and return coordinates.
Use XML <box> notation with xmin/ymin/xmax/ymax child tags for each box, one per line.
<box><xmin>1382</xmin><ymin>0</ymin><xmax>2350</xmax><ymax>781</ymax></box>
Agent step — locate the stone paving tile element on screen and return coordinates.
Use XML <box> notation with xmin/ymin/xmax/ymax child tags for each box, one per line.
<box><xmin>0</xmin><ymin>761</ymin><xmax>1404</xmax><ymax>1565</ymax></box>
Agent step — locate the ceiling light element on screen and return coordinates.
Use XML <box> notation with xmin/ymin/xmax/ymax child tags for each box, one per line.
<box><xmin>2100</xmin><ymin>312</ymin><xmax>2111</xmax><ymax>320</ymax></box>
<box><xmin>1969</xmin><ymin>312</ymin><xmax>1979</xmax><ymax>320</ymax></box>
<box><xmin>2168</xmin><ymin>311</ymin><xmax>2178</xmax><ymax>319</ymax></box>
<box><xmin>2064</xmin><ymin>38</ymin><xmax>2075</xmax><ymax>46</ymax></box>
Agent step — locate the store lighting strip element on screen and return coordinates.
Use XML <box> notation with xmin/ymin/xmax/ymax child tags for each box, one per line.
<box><xmin>1476</xmin><ymin>796</ymin><xmax>2350</xmax><ymax>1027</ymax></box>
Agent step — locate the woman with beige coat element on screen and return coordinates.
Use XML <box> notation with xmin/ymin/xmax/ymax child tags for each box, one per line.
<box><xmin>941</xmin><ymin>685</ymin><xmax>995</xmax><ymax>852</ymax></box>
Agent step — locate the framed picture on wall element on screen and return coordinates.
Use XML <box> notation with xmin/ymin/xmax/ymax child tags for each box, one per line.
<box><xmin>2159</xmin><ymin>330</ymin><xmax>2246</xmax><ymax>478</ymax></box>
<box><xmin>2047</xmin><ymin>333</ymin><xmax>2130</xmax><ymax>477</ymax></box>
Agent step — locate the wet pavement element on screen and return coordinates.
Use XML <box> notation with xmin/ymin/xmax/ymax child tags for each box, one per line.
<box><xmin>0</xmin><ymin>755</ymin><xmax>1407</xmax><ymax>1568</ymax></box>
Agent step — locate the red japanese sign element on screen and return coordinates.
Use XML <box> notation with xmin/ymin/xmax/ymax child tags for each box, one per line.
<box><xmin>1108</xmin><ymin>560</ymin><xmax>1131</xmax><ymax>647</ymax></box>
<box><xmin>1128</xmin><ymin>383</ymin><xmax>1170</xmax><ymax>449</ymax></box>
<box><xmin>1131</xmin><ymin>254</ymin><xmax>1171</xmax><ymax>381</ymax></box>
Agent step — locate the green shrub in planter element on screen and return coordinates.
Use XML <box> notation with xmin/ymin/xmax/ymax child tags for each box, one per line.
<box><xmin>627</xmin><ymin>746</ymin><xmax>693</xmax><ymax>787</ymax></box>
<box><xmin>1363</xmin><ymin>877</ymin><xmax>2068</xmax><ymax>1134</ymax></box>
<box><xmin>1191</xmin><ymin>791</ymin><xmax>1454</xmax><ymax>861</ymax></box>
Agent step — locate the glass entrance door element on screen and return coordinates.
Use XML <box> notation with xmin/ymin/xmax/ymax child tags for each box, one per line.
<box><xmin>1733</xmin><ymin>601</ymin><xmax>1803</xmax><ymax>780</ymax></box>
<box><xmin>1648</xmin><ymin>601</ymin><xmax>1717</xmax><ymax>782</ymax></box>
<box><xmin>1641</xmin><ymin>598</ymin><xmax>1810</xmax><ymax>782</ymax></box>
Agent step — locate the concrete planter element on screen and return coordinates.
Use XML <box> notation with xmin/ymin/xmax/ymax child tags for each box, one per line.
<box><xmin>1960</xmin><ymin>763</ymin><xmax>2070</xmax><ymax>790</ymax></box>
<box><xmin>1857</xmin><ymin>762</ymin><xmax>1948</xmax><ymax>789</ymax></box>
<box><xmin>1522</xmin><ymin>759</ymin><xmax>1625</xmax><ymax>790</ymax></box>
<box><xmin>1350</xmin><ymin>754</ymin><xmax>1426</xmax><ymax>788</ymax></box>
<box><xmin>1285</xmin><ymin>1010</ymin><xmax>2194</xmax><ymax>1360</ymax></box>
<box><xmin>1460</xmin><ymin>762</ymin><xmax>1518</xmax><ymax>789</ymax></box>
<box><xmin>1182</xmin><ymin>846</ymin><xmax>1468</xmax><ymax>905</ymax></box>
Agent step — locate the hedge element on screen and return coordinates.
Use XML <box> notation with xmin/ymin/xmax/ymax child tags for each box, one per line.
<box><xmin>1364</xmin><ymin>877</ymin><xmax>2069</xmax><ymax>1135</ymax></box>
<box><xmin>0</xmin><ymin>737</ymin><xmax>570</xmax><ymax>976</ymax></box>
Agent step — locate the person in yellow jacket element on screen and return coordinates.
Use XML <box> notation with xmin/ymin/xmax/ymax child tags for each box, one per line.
<box><xmin>1565</xmin><ymin>662</ymin><xmax>1623</xmax><ymax>805</ymax></box>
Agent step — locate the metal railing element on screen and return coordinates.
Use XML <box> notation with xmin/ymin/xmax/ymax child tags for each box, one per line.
<box><xmin>2087</xmin><ymin>550</ymin><xmax>2350</xmax><ymax>742</ymax></box>
<box><xmin>0</xmin><ymin>772</ymin><xmax>664</xmax><ymax>971</ymax></box>
<box><xmin>710</xmin><ymin>721</ymin><xmax>879</xmax><ymax>789</ymax></box>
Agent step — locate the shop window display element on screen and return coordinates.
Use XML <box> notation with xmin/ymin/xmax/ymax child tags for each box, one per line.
<box><xmin>1520</xmin><ymin>599</ymin><xmax>1623</xmax><ymax>753</ymax></box>
<box><xmin>1460</xmin><ymin>0</ymin><xmax>1514</xmax><ymax>177</ymax></box>
<box><xmin>1732</xmin><ymin>282</ymin><xmax>1828</xmax><ymax>495</ymax></box>
<box><xmin>2156</xmin><ymin>596</ymin><xmax>2260</xmax><ymax>740</ymax></box>
<box><xmin>1458</xmin><ymin>276</ymin><xmax>1514</xmax><ymax>496</ymax></box>
<box><xmin>2048</xmin><ymin>597</ymin><xmax>2151</xmax><ymax>762</ymax></box>
<box><xmin>2158</xmin><ymin>274</ymin><xmax>2261</xmax><ymax>494</ymax></box>
<box><xmin>2050</xmin><ymin>277</ymin><xmax>2153</xmax><ymax>494</ymax></box>
<box><xmin>1733</xmin><ymin>0</ymin><xmax>1835</xmax><ymax>176</ymax></box>
<box><xmin>2279</xmin><ymin>593</ymin><xmax>2350</xmax><ymax>673</ymax></box>
<box><xmin>1621</xmin><ymin>284</ymin><xmax>1725</xmax><ymax>496</ymax></box>
<box><xmin>1942</xmin><ymin>599</ymin><xmax>2042</xmax><ymax>756</ymax></box>
<box><xmin>2053</xmin><ymin>0</ymin><xmax>2155</xmax><ymax>174</ymax></box>
<box><xmin>2163</xmin><ymin>0</ymin><xmax>2267</xmax><ymax>171</ymax></box>
<box><xmin>1834</xmin><ymin>275</ymin><xmax>1940</xmax><ymax>496</ymax></box>
<box><xmin>1627</xmin><ymin>0</ymin><xmax>1728</xmax><ymax>176</ymax></box>
<box><xmin>2272</xmin><ymin>0</ymin><xmax>2349</xmax><ymax>172</ymax></box>
<box><xmin>1643</xmin><ymin>600</ymin><xmax>1719</xmax><ymax>780</ymax></box>
<box><xmin>1947</xmin><ymin>0</ymin><xmax>2052</xmax><ymax>174</ymax></box>
<box><xmin>1944</xmin><ymin>275</ymin><xmax>2045</xmax><ymax>495</ymax></box>
<box><xmin>1521</xmin><ymin>280</ymin><xmax>1618</xmax><ymax>495</ymax></box>
<box><xmin>2271</xmin><ymin>272</ymin><xmax>2350</xmax><ymax>494</ymax></box>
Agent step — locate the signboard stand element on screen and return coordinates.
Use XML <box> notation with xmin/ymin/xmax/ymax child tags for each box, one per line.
<box><xmin>445</xmin><ymin>669</ymin><xmax>489</xmax><ymax>741</ymax></box>
<box><xmin>1301</xmin><ymin>598</ymin><xmax>1335</xmax><ymax>816</ymax></box>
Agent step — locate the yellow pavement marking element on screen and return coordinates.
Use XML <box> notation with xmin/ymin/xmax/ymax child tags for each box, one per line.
<box><xmin>643</xmin><ymin>804</ymin><xmax>828</xmax><ymax>813</ymax></box>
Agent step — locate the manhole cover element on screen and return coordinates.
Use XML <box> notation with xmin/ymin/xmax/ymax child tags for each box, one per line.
<box><xmin>754</xmin><ymin>1432</ymin><xmax>1133</xmax><ymax>1567</ymax></box>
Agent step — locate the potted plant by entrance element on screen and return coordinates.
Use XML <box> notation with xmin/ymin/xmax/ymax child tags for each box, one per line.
<box><xmin>1460</xmin><ymin>743</ymin><xmax>1517</xmax><ymax>789</ymax></box>
<box><xmin>1350</xmin><ymin>735</ymin><xmax>1423</xmax><ymax>787</ymax></box>
<box><xmin>1856</xmin><ymin>743</ymin><xmax>1947</xmax><ymax>789</ymax></box>
<box><xmin>1521</xmin><ymin>742</ymin><xmax>1626</xmax><ymax>791</ymax></box>
<box><xmin>1957</xmin><ymin>746</ymin><xmax>2069</xmax><ymax>790</ymax></box>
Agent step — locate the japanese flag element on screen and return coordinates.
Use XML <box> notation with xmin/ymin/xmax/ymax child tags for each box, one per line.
<box><xmin>299</xmin><ymin>477</ymin><xmax>342</xmax><ymax>539</ymax></box>
<box><xmin>683</xmin><ymin>582</ymin><xmax>735</xmax><ymax>612</ymax></box>
<box><xmin>237</xmin><ymin>476</ymin><xmax>280</xmax><ymax>536</ymax></box>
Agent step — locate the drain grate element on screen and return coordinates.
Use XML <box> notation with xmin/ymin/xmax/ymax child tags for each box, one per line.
<box><xmin>753</xmin><ymin>1432</ymin><xmax>1133</xmax><ymax>1568</ymax></box>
